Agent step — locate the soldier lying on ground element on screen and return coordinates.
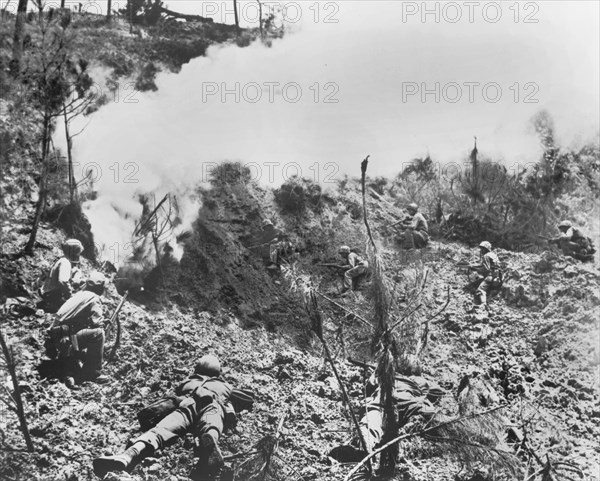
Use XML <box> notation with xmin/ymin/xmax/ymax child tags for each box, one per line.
<box><xmin>93</xmin><ymin>355</ymin><xmax>252</xmax><ymax>479</ymax></box>
<box><xmin>547</xmin><ymin>220</ymin><xmax>596</xmax><ymax>262</ymax></box>
<box><xmin>338</xmin><ymin>245</ymin><xmax>369</xmax><ymax>293</ymax></box>
<box><xmin>468</xmin><ymin>241</ymin><xmax>502</xmax><ymax>308</ymax></box>
<box><xmin>394</xmin><ymin>203</ymin><xmax>429</xmax><ymax>250</ymax></box>
<box><xmin>38</xmin><ymin>238</ymin><xmax>85</xmax><ymax>313</ymax></box>
<box><xmin>329</xmin><ymin>372</ymin><xmax>444</xmax><ymax>460</ymax></box>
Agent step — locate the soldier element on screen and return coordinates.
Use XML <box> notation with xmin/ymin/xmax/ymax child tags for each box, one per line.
<box><xmin>395</xmin><ymin>203</ymin><xmax>429</xmax><ymax>249</ymax></box>
<box><xmin>39</xmin><ymin>239</ymin><xmax>85</xmax><ymax>312</ymax></box>
<box><xmin>47</xmin><ymin>271</ymin><xmax>108</xmax><ymax>384</ymax></box>
<box><xmin>329</xmin><ymin>372</ymin><xmax>443</xmax><ymax>461</ymax></box>
<box><xmin>469</xmin><ymin>241</ymin><xmax>502</xmax><ymax>307</ymax></box>
<box><xmin>548</xmin><ymin>220</ymin><xmax>596</xmax><ymax>261</ymax></box>
<box><xmin>93</xmin><ymin>355</ymin><xmax>238</xmax><ymax>478</ymax></box>
<box><xmin>338</xmin><ymin>246</ymin><xmax>369</xmax><ymax>293</ymax></box>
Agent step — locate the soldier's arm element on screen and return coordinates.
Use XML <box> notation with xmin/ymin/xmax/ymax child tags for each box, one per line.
<box><xmin>70</xmin><ymin>267</ymin><xmax>85</xmax><ymax>291</ymax></box>
<box><xmin>89</xmin><ymin>298</ymin><xmax>104</xmax><ymax>328</ymax></box>
<box><xmin>57</xmin><ymin>259</ymin><xmax>73</xmax><ymax>295</ymax></box>
<box><xmin>481</xmin><ymin>255</ymin><xmax>493</xmax><ymax>275</ymax></box>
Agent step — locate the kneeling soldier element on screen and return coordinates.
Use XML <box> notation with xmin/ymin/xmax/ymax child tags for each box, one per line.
<box><xmin>338</xmin><ymin>246</ymin><xmax>369</xmax><ymax>293</ymax></box>
<box><xmin>39</xmin><ymin>239</ymin><xmax>84</xmax><ymax>312</ymax></box>
<box><xmin>469</xmin><ymin>241</ymin><xmax>502</xmax><ymax>307</ymax></box>
<box><xmin>47</xmin><ymin>271</ymin><xmax>108</xmax><ymax>384</ymax></box>
<box><xmin>549</xmin><ymin>220</ymin><xmax>596</xmax><ymax>261</ymax></box>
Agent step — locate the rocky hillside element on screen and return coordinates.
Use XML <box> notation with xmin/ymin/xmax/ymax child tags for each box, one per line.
<box><xmin>1</xmin><ymin>173</ymin><xmax>599</xmax><ymax>481</ymax></box>
<box><xmin>1</xmin><ymin>10</ymin><xmax>599</xmax><ymax>481</ymax></box>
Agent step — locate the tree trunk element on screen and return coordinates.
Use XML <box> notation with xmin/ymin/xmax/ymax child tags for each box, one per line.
<box><xmin>0</xmin><ymin>330</ymin><xmax>34</xmax><ymax>452</ymax></box>
<box><xmin>106</xmin><ymin>0</ymin><xmax>111</xmax><ymax>21</ymax></box>
<box><xmin>25</xmin><ymin>115</ymin><xmax>51</xmax><ymax>255</ymax></box>
<box><xmin>63</xmin><ymin>107</ymin><xmax>76</xmax><ymax>204</ymax></box>
<box><xmin>10</xmin><ymin>0</ymin><xmax>28</xmax><ymax>75</ymax></box>
<box><xmin>60</xmin><ymin>0</ymin><xmax>65</xmax><ymax>7</ymax></box>
<box><xmin>233</xmin><ymin>0</ymin><xmax>239</xmax><ymax>29</ymax></box>
<box><xmin>257</xmin><ymin>0</ymin><xmax>262</xmax><ymax>35</ymax></box>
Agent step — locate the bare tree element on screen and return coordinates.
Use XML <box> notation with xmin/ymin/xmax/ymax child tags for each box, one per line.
<box><xmin>62</xmin><ymin>103</ymin><xmax>91</xmax><ymax>204</ymax></box>
<box><xmin>10</xmin><ymin>0</ymin><xmax>28</xmax><ymax>74</ymax></box>
<box><xmin>24</xmin><ymin>16</ymin><xmax>95</xmax><ymax>255</ymax></box>
<box><xmin>256</xmin><ymin>0</ymin><xmax>263</xmax><ymax>35</ymax></box>
<box><xmin>0</xmin><ymin>329</ymin><xmax>34</xmax><ymax>452</ymax></box>
<box><xmin>233</xmin><ymin>0</ymin><xmax>239</xmax><ymax>29</ymax></box>
<box><xmin>133</xmin><ymin>193</ymin><xmax>179</xmax><ymax>287</ymax></box>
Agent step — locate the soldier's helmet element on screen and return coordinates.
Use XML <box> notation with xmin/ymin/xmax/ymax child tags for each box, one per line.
<box><xmin>338</xmin><ymin>245</ymin><xmax>351</xmax><ymax>255</ymax></box>
<box><xmin>407</xmin><ymin>203</ymin><xmax>418</xmax><ymax>211</ymax></box>
<box><xmin>86</xmin><ymin>271</ymin><xmax>106</xmax><ymax>290</ymax></box>
<box><xmin>62</xmin><ymin>239</ymin><xmax>83</xmax><ymax>263</ymax></box>
<box><xmin>558</xmin><ymin>220</ymin><xmax>572</xmax><ymax>229</ymax></box>
<box><xmin>262</xmin><ymin>219</ymin><xmax>274</xmax><ymax>229</ymax></box>
<box><xmin>479</xmin><ymin>241</ymin><xmax>492</xmax><ymax>251</ymax></box>
<box><xmin>195</xmin><ymin>355</ymin><xmax>221</xmax><ymax>377</ymax></box>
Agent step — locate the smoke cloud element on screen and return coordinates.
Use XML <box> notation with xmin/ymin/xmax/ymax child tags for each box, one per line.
<box><xmin>59</xmin><ymin>1</ymin><xmax>599</xmax><ymax>265</ymax></box>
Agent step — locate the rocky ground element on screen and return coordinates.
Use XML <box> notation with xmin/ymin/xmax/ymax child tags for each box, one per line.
<box><xmin>1</xmin><ymin>178</ymin><xmax>599</xmax><ymax>481</ymax></box>
<box><xmin>1</xmin><ymin>11</ymin><xmax>598</xmax><ymax>481</ymax></box>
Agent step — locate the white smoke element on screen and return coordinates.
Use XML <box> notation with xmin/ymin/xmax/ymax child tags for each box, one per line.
<box><xmin>58</xmin><ymin>1</ymin><xmax>599</xmax><ymax>266</ymax></box>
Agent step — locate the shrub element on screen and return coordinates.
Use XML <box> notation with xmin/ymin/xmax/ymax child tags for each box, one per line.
<box><xmin>274</xmin><ymin>176</ymin><xmax>325</xmax><ymax>216</ymax></box>
<box><xmin>209</xmin><ymin>161</ymin><xmax>253</xmax><ymax>187</ymax></box>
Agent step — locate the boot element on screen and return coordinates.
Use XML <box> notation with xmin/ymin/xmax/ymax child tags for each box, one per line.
<box><xmin>93</xmin><ymin>442</ymin><xmax>151</xmax><ymax>477</ymax></box>
<box><xmin>196</xmin><ymin>432</ymin><xmax>224</xmax><ymax>473</ymax></box>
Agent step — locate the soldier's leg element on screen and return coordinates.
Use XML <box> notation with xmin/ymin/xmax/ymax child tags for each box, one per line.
<box><xmin>194</xmin><ymin>403</ymin><xmax>226</xmax><ymax>471</ymax></box>
<box><xmin>135</xmin><ymin>396</ymin><xmax>202</xmax><ymax>450</ymax></box>
<box><xmin>351</xmin><ymin>265</ymin><xmax>368</xmax><ymax>290</ymax></box>
<box><xmin>413</xmin><ymin>231</ymin><xmax>428</xmax><ymax>249</ymax></box>
<box><xmin>76</xmin><ymin>328</ymin><xmax>104</xmax><ymax>378</ymax></box>
<box><xmin>94</xmin><ymin>396</ymin><xmax>204</xmax><ymax>475</ymax></box>
<box><xmin>476</xmin><ymin>277</ymin><xmax>492</xmax><ymax>305</ymax></box>
<box><xmin>343</xmin><ymin>270</ymin><xmax>354</xmax><ymax>290</ymax></box>
<box><xmin>359</xmin><ymin>407</ymin><xmax>383</xmax><ymax>453</ymax></box>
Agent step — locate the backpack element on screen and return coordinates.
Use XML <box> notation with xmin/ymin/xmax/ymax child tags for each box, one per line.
<box><xmin>137</xmin><ymin>396</ymin><xmax>186</xmax><ymax>431</ymax></box>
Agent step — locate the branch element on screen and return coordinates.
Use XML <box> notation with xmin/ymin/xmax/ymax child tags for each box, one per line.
<box><xmin>0</xmin><ymin>331</ymin><xmax>34</xmax><ymax>452</ymax></box>
<box><xmin>360</xmin><ymin>155</ymin><xmax>376</xmax><ymax>251</ymax></box>
<box><xmin>426</xmin><ymin>286</ymin><xmax>451</xmax><ymax>323</ymax></box>
<box><xmin>305</xmin><ymin>292</ymin><xmax>372</xmax><ymax>473</ymax></box>
<box><xmin>315</xmin><ymin>291</ymin><xmax>373</xmax><ymax>329</ymax></box>
<box><xmin>390</xmin><ymin>303</ymin><xmax>422</xmax><ymax>332</ymax></box>
<box><xmin>344</xmin><ymin>404</ymin><xmax>509</xmax><ymax>481</ymax></box>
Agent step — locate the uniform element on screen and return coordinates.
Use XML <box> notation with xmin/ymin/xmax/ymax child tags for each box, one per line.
<box><xmin>93</xmin><ymin>355</ymin><xmax>235</xmax><ymax>478</ymax></box>
<box><xmin>473</xmin><ymin>250</ymin><xmax>501</xmax><ymax>306</ymax></box>
<box><xmin>40</xmin><ymin>258</ymin><xmax>83</xmax><ymax>312</ymax></box>
<box><xmin>343</xmin><ymin>252</ymin><xmax>369</xmax><ymax>290</ymax></box>
<box><xmin>133</xmin><ymin>374</ymin><xmax>234</xmax><ymax>452</ymax></box>
<box><xmin>408</xmin><ymin>212</ymin><xmax>429</xmax><ymax>248</ymax></box>
<box><xmin>52</xmin><ymin>290</ymin><xmax>105</xmax><ymax>378</ymax></box>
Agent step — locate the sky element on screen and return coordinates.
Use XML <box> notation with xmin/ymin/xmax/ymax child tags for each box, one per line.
<box><xmin>50</xmin><ymin>0</ymin><xmax>600</xmax><ymax>262</ymax></box>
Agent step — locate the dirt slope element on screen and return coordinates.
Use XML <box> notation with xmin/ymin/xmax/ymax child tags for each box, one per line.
<box><xmin>1</xmin><ymin>179</ymin><xmax>599</xmax><ymax>481</ymax></box>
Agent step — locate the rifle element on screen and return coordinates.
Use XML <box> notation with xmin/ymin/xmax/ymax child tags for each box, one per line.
<box><xmin>317</xmin><ymin>263</ymin><xmax>347</xmax><ymax>269</ymax></box>
<box><xmin>456</xmin><ymin>261</ymin><xmax>474</xmax><ymax>271</ymax></box>
<box><xmin>537</xmin><ymin>235</ymin><xmax>555</xmax><ymax>243</ymax></box>
<box><xmin>104</xmin><ymin>290</ymin><xmax>129</xmax><ymax>361</ymax></box>
<box><xmin>348</xmin><ymin>358</ymin><xmax>375</xmax><ymax>371</ymax></box>
<box><xmin>390</xmin><ymin>216</ymin><xmax>412</xmax><ymax>228</ymax></box>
